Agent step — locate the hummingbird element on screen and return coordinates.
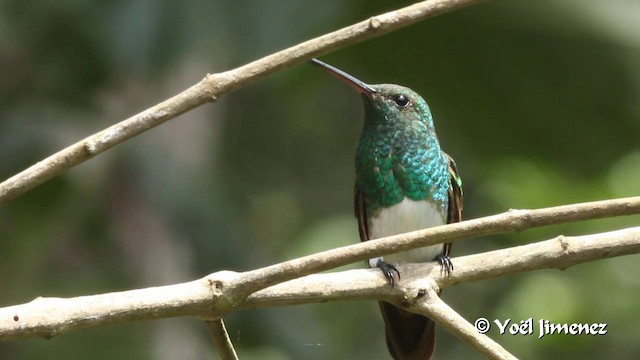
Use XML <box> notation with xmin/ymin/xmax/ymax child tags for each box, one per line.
<box><xmin>311</xmin><ymin>58</ymin><xmax>463</xmax><ymax>360</ymax></box>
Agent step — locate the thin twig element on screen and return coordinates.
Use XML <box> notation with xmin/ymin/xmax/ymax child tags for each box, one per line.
<box><xmin>206</xmin><ymin>319</ymin><xmax>239</xmax><ymax>360</ymax></box>
<box><xmin>0</xmin><ymin>0</ymin><xmax>481</xmax><ymax>204</ymax></box>
<box><xmin>2</xmin><ymin>226</ymin><xmax>639</xmax><ymax>341</ymax></box>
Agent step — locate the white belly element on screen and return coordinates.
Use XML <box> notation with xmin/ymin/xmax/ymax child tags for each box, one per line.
<box><xmin>368</xmin><ymin>198</ymin><xmax>446</xmax><ymax>267</ymax></box>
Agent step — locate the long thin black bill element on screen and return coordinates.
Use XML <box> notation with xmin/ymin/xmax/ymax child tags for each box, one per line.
<box><xmin>310</xmin><ymin>58</ymin><xmax>376</xmax><ymax>96</ymax></box>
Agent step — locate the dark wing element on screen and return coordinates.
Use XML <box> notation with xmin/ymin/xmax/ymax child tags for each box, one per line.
<box><xmin>355</xmin><ymin>186</ymin><xmax>369</xmax><ymax>242</ymax></box>
<box><xmin>443</xmin><ymin>153</ymin><xmax>463</xmax><ymax>258</ymax></box>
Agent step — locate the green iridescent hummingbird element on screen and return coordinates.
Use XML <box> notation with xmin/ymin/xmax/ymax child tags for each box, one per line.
<box><xmin>311</xmin><ymin>58</ymin><xmax>463</xmax><ymax>360</ymax></box>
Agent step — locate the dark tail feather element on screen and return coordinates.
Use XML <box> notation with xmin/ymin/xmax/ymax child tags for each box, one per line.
<box><xmin>379</xmin><ymin>302</ymin><xmax>436</xmax><ymax>360</ymax></box>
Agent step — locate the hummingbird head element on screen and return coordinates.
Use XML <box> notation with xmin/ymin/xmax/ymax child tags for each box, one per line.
<box><xmin>310</xmin><ymin>58</ymin><xmax>434</xmax><ymax>128</ymax></box>
<box><xmin>360</xmin><ymin>84</ymin><xmax>434</xmax><ymax>129</ymax></box>
<box><xmin>310</xmin><ymin>58</ymin><xmax>448</xmax><ymax>210</ymax></box>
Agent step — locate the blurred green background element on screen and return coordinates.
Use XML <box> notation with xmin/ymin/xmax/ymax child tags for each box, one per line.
<box><xmin>1</xmin><ymin>0</ymin><xmax>640</xmax><ymax>359</ymax></box>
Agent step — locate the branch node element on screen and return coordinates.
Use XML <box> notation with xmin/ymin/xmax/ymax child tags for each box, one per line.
<box><xmin>213</xmin><ymin>280</ymin><xmax>224</xmax><ymax>291</ymax></box>
<box><xmin>203</xmin><ymin>73</ymin><xmax>221</xmax><ymax>101</ymax></box>
<box><xmin>201</xmin><ymin>270</ymin><xmax>247</xmax><ymax>309</ymax></box>
<box><xmin>84</xmin><ymin>141</ymin><xmax>99</xmax><ymax>155</ymax></box>
<box><xmin>368</xmin><ymin>17</ymin><xmax>383</xmax><ymax>30</ymax></box>
<box><xmin>206</xmin><ymin>277</ymin><xmax>226</xmax><ymax>296</ymax></box>
<box><xmin>400</xmin><ymin>295</ymin><xmax>411</xmax><ymax>307</ymax></box>
<box><xmin>558</xmin><ymin>234</ymin><xmax>570</xmax><ymax>251</ymax></box>
<box><xmin>395</xmin><ymin>278</ymin><xmax>441</xmax><ymax>309</ymax></box>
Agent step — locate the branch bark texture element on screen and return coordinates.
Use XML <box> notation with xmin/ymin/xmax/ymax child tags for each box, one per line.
<box><xmin>232</xmin><ymin>196</ymin><xmax>640</xmax><ymax>299</ymax></box>
<box><xmin>2</xmin><ymin>225</ymin><xmax>639</xmax><ymax>341</ymax></box>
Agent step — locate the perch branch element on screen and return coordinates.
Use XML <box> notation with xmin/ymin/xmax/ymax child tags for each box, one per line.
<box><xmin>230</xmin><ymin>196</ymin><xmax>640</xmax><ymax>297</ymax></box>
<box><xmin>2</xmin><ymin>226</ymin><xmax>639</xmax><ymax>341</ymax></box>
<box><xmin>0</xmin><ymin>0</ymin><xmax>481</xmax><ymax>204</ymax></box>
<box><xmin>246</xmin><ymin>226</ymin><xmax>640</xmax><ymax>307</ymax></box>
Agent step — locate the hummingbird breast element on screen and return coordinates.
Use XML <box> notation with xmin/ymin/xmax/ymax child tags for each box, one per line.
<box><xmin>368</xmin><ymin>197</ymin><xmax>445</xmax><ymax>266</ymax></box>
<box><xmin>355</xmin><ymin>121</ymin><xmax>450</xmax><ymax>215</ymax></box>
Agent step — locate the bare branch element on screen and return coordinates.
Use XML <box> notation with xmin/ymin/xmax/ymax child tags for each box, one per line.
<box><xmin>0</xmin><ymin>0</ymin><xmax>482</xmax><ymax>204</ymax></box>
<box><xmin>231</xmin><ymin>196</ymin><xmax>640</xmax><ymax>298</ymax></box>
<box><xmin>2</xmin><ymin>226</ymin><xmax>638</xmax><ymax>342</ymax></box>
<box><xmin>412</xmin><ymin>283</ymin><xmax>517</xmax><ymax>360</ymax></box>
<box><xmin>206</xmin><ymin>319</ymin><xmax>239</xmax><ymax>360</ymax></box>
<box><xmin>0</xmin><ymin>81</ymin><xmax>214</xmax><ymax>203</ymax></box>
<box><xmin>245</xmin><ymin>226</ymin><xmax>640</xmax><ymax>307</ymax></box>
<box><xmin>437</xmin><ymin>225</ymin><xmax>640</xmax><ymax>288</ymax></box>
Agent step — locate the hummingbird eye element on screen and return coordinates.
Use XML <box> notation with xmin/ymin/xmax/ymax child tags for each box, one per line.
<box><xmin>393</xmin><ymin>94</ymin><xmax>410</xmax><ymax>107</ymax></box>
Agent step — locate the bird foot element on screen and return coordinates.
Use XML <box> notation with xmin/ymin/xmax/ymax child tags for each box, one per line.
<box><xmin>435</xmin><ymin>254</ymin><xmax>453</xmax><ymax>276</ymax></box>
<box><xmin>375</xmin><ymin>259</ymin><xmax>401</xmax><ymax>287</ymax></box>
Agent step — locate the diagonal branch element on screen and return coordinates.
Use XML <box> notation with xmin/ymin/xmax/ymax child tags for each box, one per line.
<box><xmin>206</xmin><ymin>319</ymin><xmax>239</xmax><ymax>360</ymax></box>
<box><xmin>0</xmin><ymin>0</ymin><xmax>482</xmax><ymax>204</ymax></box>
<box><xmin>2</xmin><ymin>226</ymin><xmax>639</xmax><ymax>341</ymax></box>
<box><xmin>412</xmin><ymin>283</ymin><xmax>517</xmax><ymax>360</ymax></box>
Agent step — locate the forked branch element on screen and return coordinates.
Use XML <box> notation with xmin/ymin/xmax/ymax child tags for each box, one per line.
<box><xmin>1</xmin><ymin>224</ymin><xmax>639</xmax><ymax>350</ymax></box>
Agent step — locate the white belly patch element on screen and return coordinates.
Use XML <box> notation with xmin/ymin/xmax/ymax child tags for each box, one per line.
<box><xmin>368</xmin><ymin>198</ymin><xmax>446</xmax><ymax>267</ymax></box>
